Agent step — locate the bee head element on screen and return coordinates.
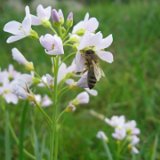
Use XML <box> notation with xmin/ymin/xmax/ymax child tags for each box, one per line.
<box><xmin>85</xmin><ymin>49</ymin><xmax>95</xmax><ymax>55</ymax></box>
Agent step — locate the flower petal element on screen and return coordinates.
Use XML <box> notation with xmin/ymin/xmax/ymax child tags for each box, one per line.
<box><xmin>3</xmin><ymin>21</ymin><xmax>21</xmax><ymax>34</ymax></box>
<box><xmin>31</xmin><ymin>15</ymin><xmax>41</xmax><ymax>25</ymax></box>
<box><xmin>22</xmin><ymin>6</ymin><xmax>31</xmax><ymax>34</ymax></box>
<box><xmin>7</xmin><ymin>35</ymin><xmax>25</xmax><ymax>43</ymax></box>
<box><xmin>85</xmin><ymin>17</ymin><xmax>99</xmax><ymax>33</ymax></box>
<box><xmin>97</xmin><ymin>51</ymin><xmax>113</xmax><ymax>63</ymax></box>
<box><xmin>98</xmin><ymin>34</ymin><xmax>113</xmax><ymax>49</ymax></box>
<box><xmin>85</xmin><ymin>88</ymin><xmax>98</xmax><ymax>96</ymax></box>
<box><xmin>75</xmin><ymin>53</ymin><xmax>85</xmax><ymax>72</ymax></box>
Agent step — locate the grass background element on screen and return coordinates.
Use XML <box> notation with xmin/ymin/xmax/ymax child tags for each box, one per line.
<box><xmin>0</xmin><ymin>0</ymin><xmax>160</xmax><ymax>159</ymax></box>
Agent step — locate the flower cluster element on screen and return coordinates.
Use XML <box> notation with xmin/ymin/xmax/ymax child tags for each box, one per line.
<box><xmin>0</xmin><ymin>65</ymin><xmax>52</xmax><ymax>107</ymax></box>
<box><xmin>3</xmin><ymin>4</ymin><xmax>113</xmax><ymax>111</ymax></box>
<box><xmin>97</xmin><ymin>115</ymin><xmax>140</xmax><ymax>154</ymax></box>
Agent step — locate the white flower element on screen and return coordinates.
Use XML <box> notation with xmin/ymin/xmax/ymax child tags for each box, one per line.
<box><xmin>11</xmin><ymin>74</ymin><xmax>33</xmax><ymax>99</ymax></box>
<box><xmin>130</xmin><ymin>135</ymin><xmax>140</xmax><ymax>146</ymax></box>
<box><xmin>3</xmin><ymin>6</ymin><xmax>32</xmax><ymax>43</ymax></box>
<box><xmin>105</xmin><ymin>115</ymin><xmax>126</xmax><ymax>128</ymax></box>
<box><xmin>125</xmin><ymin>120</ymin><xmax>140</xmax><ymax>135</ymax></box>
<box><xmin>72</xmin><ymin>13</ymin><xmax>99</xmax><ymax>35</ymax></box>
<box><xmin>112</xmin><ymin>128</ymin><xmax>126</xmax><ymax>140</ymax></box>
<box><xmin>40</xmin><ymin>34</ymin><xmax>64</xmax><ymax>55</ymax></box>
<box><xmin>12</xmin><ymin>48</ymin><xmax>34</xmax><ymax>71</ymax></box>
<box><xmin>0</xmin><ymin>65</ymin><xmax>21</xmax><ymax>104</ymax></box>
<box><xmin>7</xmin><ymin>65</ymin><xmax>20</xmax><ymax>79</ymax></box>
<box><xmin>97</xmin><ymin>131</ymin><xmax>108</xmax><ymax>141</ymax></box>
<box><xmin>57</xmin><ymin>62</ymin><xmax>75</xmax><ymax>84</ymax></box>
<box><xmin>40</xmin><ymin>74</ymin><xmax>54</xmax><ymax>87</ymax></box>
<box><xmin>75</xmin><ymin>32</ymin><xmax>113</xmax><ymax>73</ymax></box>
<box><xmin>35</xmin><ymin>94</ymin><xmax>52</xmax><ymax>107</ymax></box>
<box><xmin>31</xmin><ymin>4</ymin><xmax>51</xmax><ymax>26</ymax></box>
<box><xmin>41</xmin><ymin>95</ymin><xmax>52</xmax><ymax>107</ymax></box>
<box><xmin>0</xmin><ymin>82</ymin><xmax>18</xmax><ymax>104</ymax></box>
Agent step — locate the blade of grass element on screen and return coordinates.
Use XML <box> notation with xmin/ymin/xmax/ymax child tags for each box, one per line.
<box><xmin>102</xmin><ymin>140</ymin><xmax>113</xmax><ymax>160</ymax></box>
<box><xmin>32</xmin><ymin>126</ymin><xmax>41</xmax><ymax>160</ymax></box>
<box><xmin>40</xmin><ymin>134</ymin><xmax>46</xmax><ymax>160</ymax></box>
<box><xmin>5</xmin><ymin>109</ymin><xmax>12</xmax><ymax>160</ymax></box>
<box><xmin>151</xmin><ymin>135</ymin><xmax>158</xmax><ymax>160</ymax></box>
<box><xmin>19</xmin><ymin>104</ymin><xmax>28</xmax><ymax>160</ymax></box>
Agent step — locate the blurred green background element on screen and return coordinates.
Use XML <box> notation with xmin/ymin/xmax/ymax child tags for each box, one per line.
<box><xmin>0</xmin><ymin>0</ymin><xmax>160</xmax><ymax>159</ymax></box>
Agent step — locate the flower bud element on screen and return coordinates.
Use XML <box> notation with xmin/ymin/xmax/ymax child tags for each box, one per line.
<box><xmin>30</xmin><ymin>29</ymin><xmax>39</xmax><ymax>39</ymax></box>
<box><xmin>51</xmin><ymin>9</ymin><xmax>64</xmax><ymax>25</ymax></box>
<box><xmin>66</xmin><ymin>103</ymin><xmax>76</xmax><ymax>112</ymax></box>
<box><xmin>69</xmin><ymin>34</ymin><xmax>80</xmax><ymax>43</ymax></box>
<box><xmin>41</xmin><ymin>20</ymin><xmax>52</xmax><ymax>28</ymax></box>
<box><xmin>12</xmin><ymin>48</ymin><xmax>34</xmax><ymax>71</ymax></box>
<box><xmin>97</xmin><ymin>131</ymin><xmax>108</xmax><ymax>142</ymax></box>
<box><xmin>66</xmin><ymin>12</ymin><xmax>73</xmax><ymax>28</ymax></box>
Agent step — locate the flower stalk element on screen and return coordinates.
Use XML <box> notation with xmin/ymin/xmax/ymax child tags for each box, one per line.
<box><xmin>50</xmin><ymin>56</ymin><xmax>60</xmax><ymax>160</ymax></box>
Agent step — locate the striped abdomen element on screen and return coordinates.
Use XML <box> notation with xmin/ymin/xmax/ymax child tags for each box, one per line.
<box><xmin>87</xmin><ymin>67</ymin><xmax>97</xmax><ymax>89</ymax></box>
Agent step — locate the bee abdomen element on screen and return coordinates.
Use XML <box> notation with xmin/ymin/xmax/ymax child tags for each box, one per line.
<box><xmin>87</xmin><ymin>70</ymin><xmax>97</xmax><ymax>89</ymax></box>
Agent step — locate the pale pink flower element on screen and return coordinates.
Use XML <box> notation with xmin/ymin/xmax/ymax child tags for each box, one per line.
<box><xmin>72</xmin><ymin>13</ymin><xmax>99</xmax><ymax>35</ymax></box>
<box><xmin>35</xmin><ymin>94</ymin><xmax>52</xmax><ymax>107</ymax></box>
<box><xmin>112</xmin><ymin>128</ymin><xmax>126</xmax><ymax>140</ymax></box>
<box><xmin>40</xmin><ymin>34</ymin><xmax>64</xmax><ymax>55</ymax></box>
<box><xmin>125</xmin><ymin>120</ymin><xmax>140</xmax><ymax>135</ymax></box>
<box><xmin>3</xmin><ymin>6</ymin><xmax>32</xmax><ymax>43</ymax></box>
<box><xmin>31</xmin><ymin>4</ymin><xmax>51</xmax><ymax>25</ymax></box>
<box><xmin>75</xmin><ymin>32</ymin><xmax>113</xmax><ymax>73</ymax></box>
<box><xmin>11</xmin><ymin>74</ymin><xmax>33</xmax><ymax>99</ymax></box>
<box><xmin>105</xmin><ymin>115</ymin><xmax>125</xmax><ymax>128</ymax></box>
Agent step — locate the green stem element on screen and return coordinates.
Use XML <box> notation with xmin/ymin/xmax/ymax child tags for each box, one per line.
<box><xmin>50</xmin><ymin>56</ymin><xmax>60</xmax><ymax>160</ymax></box>
<box><xmin>19</xmin><ymin>104</ymin><xmax>28</xmax><ymax>160</ymax></box>
<box><xmin>50</xmin><ymin>26</ymin><xmax>58</xmax><ymax>35</ymax></box>
<box><xmin>35</xmin><ymin>101</ymin><xmax>53</xmax><ymax>127</ymax></box>
<box><xmin>102</xmin><ymin>141</ymin><xmax>113</xmax><ymax>160</ymax></box>
<box><xmin>116</xmin><ymin>141</ymin><xmax>121</xmax><ymax>160</ymax></box>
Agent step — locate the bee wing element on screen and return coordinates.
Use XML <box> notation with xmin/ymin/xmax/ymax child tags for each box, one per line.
<box><xmin>92</xmin><ymin>61</ymin><xmax>104</xmax><ymax>81</ymax></box>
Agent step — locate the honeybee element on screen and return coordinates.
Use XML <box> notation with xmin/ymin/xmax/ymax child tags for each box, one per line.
<box><xmin>82</xmin><ymin>50</ymin><xmax>104</xmax><ymax>89</ymax></box>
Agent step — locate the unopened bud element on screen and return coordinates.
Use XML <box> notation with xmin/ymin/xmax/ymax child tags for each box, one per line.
<box><xmin>66</xmin><ymin>12</ymin><xmax>73</xmax><ymax>28</ymax></box>
<box><xmin>66</xmin><ymin>103</ymin><xmax>76</xmax><ymax>112</ymax></box>
<box><xmin>25</xmin><ymin>62</ymin><xmax>34</xmax><ymax>71</ymax></box>
<box><xmin>51</xmin><ymin>9</ymin><xmax>64</xmax><ymax>25</ymax></box>
<box><xmin>30</xmin><ymin>29</ymin><xmax>39</xmax><ymax>39</ymax></box>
